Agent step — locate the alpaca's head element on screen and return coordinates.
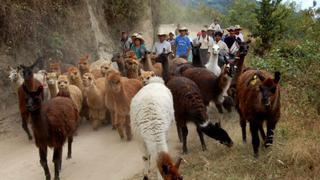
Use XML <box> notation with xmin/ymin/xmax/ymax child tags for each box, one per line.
<box><xmin>222</xmin><ymin>62</ymin><xmax>237</xmax><ymax>78</ymax></box>
<box><xmin>125</xmin><ymin>51</ymin><xmax>137</xmax><ymax>59</ymax></box>
<box><xmin>8</xmin><ymin>66</ymin><xmax>20</xmax><ymax>82</ymax></box>
<box><xmin>24</xmin><ymin>86</ymin><xmax>43</xmax><ymax>112</ymax></box>
<box><xmin>68</xmin><ymin>66</ymin><xmax>81</xmax><ymax>80</ymax></box>
<box><xmin>140</xmin><ymin>70</ymin><xmax>156</xmax><ymax>85</ymax></box>
<box><xmin>157</xmin><ymin>152</ymin><xmax>183</xmax><ymax>180</ymax></box>
<box><xmin>236</xmin><ymin>39</ymin><xmax>250</xmax><ymax>57</ymax></box>
<box><xmin>254</xmin><ymin>71</ymin><xmax>280</xmax><ymax>110</ymax></box>
<box><xmin>111</xmin><ymin>53</ymin><xmax>121</xmax><ymax>62</ymax></box>
<box><xmin>78</xmin><ymin>54</ymin><xmax>90</xmax><ymax>72</ymax></box>
<box><xmin>212</xmin><ymin>44</ymin><xmax>220</xmax><ymax>55</ymax></box>
<box><xmin>46</xmin><ymin>72</ymin><xmax>59</xmax><ymax>86</ymax></box>
<box><xmin>100</xmin><ymin>62</ymin><xmax>113</xmax><ymax>76</ymax></box>
<box><xmin>200</xmin><ymin>122</ymin><xmax>233</xmax><ymax>147</ymax></box>
<box><xmin>108</xmin><ymin>72</ymin><xmax>122</xmax><ymax>93</ymax></box>
<box><xmin>49</xmin><ymin>62</ymin><xmax>61</xmax><ymax>74</ymax></box>
<box><xmin>125</xmin><ymin>58</ymin><xmax>139</xmax><ymax>71</ymax></box>
<box><xmin>82</xmin><ymin>72</ymin><xmax>95</xmax><ymax>87</ymax></box>
<box><xmin>57</xmin><ymin>75</ymin><xmax>70</xmax><ymax>90</ymax></box>
<box><xmin>19</xmin><ymin>58</ymin><xmax>40</xmax><ymax>81</ymax></box>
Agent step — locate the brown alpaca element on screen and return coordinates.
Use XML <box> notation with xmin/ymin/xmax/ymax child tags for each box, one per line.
<box><xmin>107</xmin><ymin>71</ymin><xmax>142</xmax><ymax>140</ymax></box>
<box><xmin>157</xmin><ymin>152</ymin><xmax>183</xmax><ymax>180</ymax></box>
<box><xmin>140</xmin><ymin>53</ymin><xmax>163</xmax><ymax>77</ymax></box>
<box><xmin>236</xmin><ymin>70</ymin><xmax>281</xmax><ymax>157</ymax></box>
<box><xmin>78</xmin><ymin>54</ymin><xmax>90</xmax><ymax>76</ymax></box>
<box><xmin>104</xmin><ymin>68</ymin><xmax>119</xmax><ymax>129</ymax></box>
<box><xmin>25</xmin><ymin>87</ymin><xmax>78</xmax><ymax>180</ymax></box>
<box><xmin>125</xmin><ymin>58</ymin><xmax>140</xmax><ymax>79</ymax></box>
<box><xmin>83</xmin><ymin>73</ymin><xmax>106</xmax><ymax>130</ymax></box>
<box><xmin>67</xmin><ymin>66</ymin><xmax>84</xmax><ymax>91</ymax></box>
<box><xmin>111</xmin><ymin>53</ymin><xmax>126</xmax><ymax>76</ymax></box>
<box><xmin>49</xmin><ymin>62</ymin><xmax>62</xmax><ymax>75</ymax></box>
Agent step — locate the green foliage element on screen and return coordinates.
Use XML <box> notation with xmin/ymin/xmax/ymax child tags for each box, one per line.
<box><xmin>253</xmin><ymin>0</ymin><xmax>289</xmax><ymax>55</ymax></box>
<box><xmin>224</xmin><ymin>0</ymin><xmax>257</xmax><ymax>30</ymax></box>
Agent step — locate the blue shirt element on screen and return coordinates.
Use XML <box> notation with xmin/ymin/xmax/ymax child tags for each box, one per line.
<box><xmin>175</xmin><ymin>35</ymin><xmax>190</xmax><ymax>57</ymax></box>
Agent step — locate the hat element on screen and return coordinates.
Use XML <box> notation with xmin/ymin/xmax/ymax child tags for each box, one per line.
<box><xmin>207</xmin><ymin>27</ymin><xmax>214</xmax><ymax>31</ymax></box>
<box><xmin>132</xmin><ymin>33</ymin><xmax>139</xmax><ymax>37</ymax></box>
<box><xmin>157</xmin><ymin>31</ymin><xmax>167</xmax><ymax>36</ymax></box>
<box><xmin>235</xmin><ymin>25</ymin><xmax>242</xmax><ymax>30</ymax></box>
<box><xmin>178</xmin><ymin>26</ymin><xmax>188</xmax><ymax>31</ymax></box>
<box><xmin>169</xmin><ymin>31</ymin><xmax>175</xmax><ymax>36</ymax></box>
<box><xmin>227</xmin><ymin>26</ymin><xmax>236</xmax><ymax>31</ymax></box>
<box><xmin>201</xmin><ymin>27</ymin><xmax>207</xmax><ymax>32</ymax></box>
<box><xmin>135</xmin><ymin>34</ymin><xmax>144</xmax><ymax>42</ymax></box>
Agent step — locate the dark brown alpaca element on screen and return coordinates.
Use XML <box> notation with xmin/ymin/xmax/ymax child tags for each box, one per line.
<box><xmin>157</xmin><ymin>52</ymin><xmax>233</xmax><ymax>153</ymax></box>
<box><xmin>236</xmin><ymin>70</ymin><xmax>281</xmax><ymax>157</ymax></box>
<box><xmin>18</xmin><ymin>60</ymin><xmax>43</xmax><ymax>140</ymax></box>
<box><xmin>24</xmin><ymin>86</ymin><xmax>78</xmax><ymax>180</ymax></box>
<box><xmin>111</xmin><ymin>53</ymin><xmax>126</xmax><ymax>76</ymax></box>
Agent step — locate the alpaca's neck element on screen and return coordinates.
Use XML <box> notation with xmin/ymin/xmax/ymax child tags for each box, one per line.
<box><xmin>161</xmin><ymin>57</ymin><xmax>170</xmax><ymax>83</ymax></box>
<box><xmin>209</xmin><ymin>52</ymin><xmax>219</xmax><ymax>66</ymax></box>
<box><xmin>80</xmin><ymin>67</ymin><xmax>90</xmax><ymax>76</ymax></box>
<box><xmin>48</xmin><ymin>82</ymin><xmax>58</xmax><ymax>98</ymax></box>
<box><xmin>117</xmin><ymin>59</ymin><xmax>126</xmax><ymax>75</ymax></box>
<box><xmin>70</xmin><ymin>77</ymin><xmax>83</xmax><ymax>90</ymax></box>
<box><xmin>30</xmin><ymin>108</ymin><xmax>49</xmax><ymax>140</ymax></box>
<box><xmin>141</xmin><ymin>57</ymin><xmax>154</xmax><ymax>71</ymax></box>
<box><xmin>217</xmin><ymin>74</ymin><xmax>232</xmax><ymax>103</ymax></box>
<box><xmin>126</xmin><ymin>68</ymin><xmax>139</xmax><ymax>79</ymax></box>
<box><xmin>24</xmin><ymin>77</ymin><xmax>36</xmax><ymax>91</ymax></box>
<box><xmin>234</xmin><ymin>55</ymin><xmax>246</xmax><ymax>82</ymax></box>
<box><xmin>86</xmin><ymin>83</ymin><xmax>102</xmax><ymax>103</ymax></box>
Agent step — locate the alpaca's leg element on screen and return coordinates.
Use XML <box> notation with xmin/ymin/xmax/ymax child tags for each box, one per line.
<box><xmin>53</xmin><ymin>147</ymin><xmax>62</xmax><ymax>180</ymax></box>
<box><xmin>181</xmin><ymin>125</ymin><xmax>189</xmax><ymax>154</ymax></box>
<box><xmin>249</xmin><ymin>121</ymin><xmax>260</xmax><ymax>158</ymax></box>
<box><xmin>21</xmin><ymin>113</ymin><xmax>32</xmax><ymax>140</ymax></box>
<box><xmin>39</xmin><ymin>147</ymin><xmax>50</xmax><ymax>180</ymax></box>
<box><xmin>111</xmin><ymin>110</ymin><xmax>116</xmax><ymax>130</ymax></box>
<box><xmin>258</xmin><ymin>123</ymin><xmax>266</xmax><ymax>142</ymax></box>
<box><xmin>115</xmin><ymin>114</ymin><xmax>124</xmax><ymax>139</ymax></box>
<box><xmin>124</xmin><ymin>115</ymin><xmax>132</xmax><ymax>141</ymax></box>
<box><xmin>240</xmin><ymin>116</ymin><xmax>247</xmax><ymax>143</ymax></box>
<box><xmin>265</xmin><ymin>120</ymin><xmax>276</xmax><ymax>147</ymax></box>
<box><xmin>67</xmin><ymin>136</ymin><xmax>73</xmax><ymax>159</ymax></box>
<box><xmin>91</xmin><ymin>110</ymin><xmax>99</xmax><ymax>131</ymax></box>
<box><xmin>196</xmin><ymin>125</ymin><xmax>207</xmax><ymax>151</ymax></box>
<box><xmin>142</xmin><ymin>143</ymin><xmax>151</xmax><ymax>180</ymax></box>
<box><xmin>176</xmin><ymin>123</ymin><xmax>182</xmax><ymax>143</ymax></box>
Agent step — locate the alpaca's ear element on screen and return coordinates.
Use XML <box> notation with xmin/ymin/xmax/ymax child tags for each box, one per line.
<box><xmin>161</xmin><ymin>164</ymin><xmax>170</xmax><ymax>175</ymax></box>
<box><xmin>175</xmin><ymin>157</ymin><xmax>183</xmax><ymax>169</ymax></box>
<box><xmin>274</xmin><ymin>71</ymin><xmax>280</xmax><ymax>84</ymax></box>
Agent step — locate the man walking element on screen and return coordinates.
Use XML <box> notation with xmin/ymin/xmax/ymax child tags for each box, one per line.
<box><xmin>175</xmin><ymin>26</ymin><xmax>191</xmax><ymax>59</ymax></box>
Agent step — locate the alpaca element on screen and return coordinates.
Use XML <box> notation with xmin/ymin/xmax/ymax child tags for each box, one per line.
<box><xmin>236</xmin><ymin>70</ymin><xmax>281</xmax><ymax>157</ymax></box>
<box><xmin>140</xmin><ymin>53</ymin><xmax>163</xmax><ymax>77</ymax></box>
<box><xmin>191</xmin><ymin>44</ymin><xmax>203</xmax><ymax>67</ymax></box>
<box><xmin>57</xmin><ymin>75</ymin><xmax>83</xmax><ymax>114</ymax></box>
<box><xmin>104</xmin><ymin>68</ymin><xmax>119</xmax><ymax>129</ymax></box>
<box><xmin>67</xmin><ymin>66</ymin><xmax>84</xmax><ymax>91</ymax></box>
<box><xmin>107</xmin><ymin>71</ymin><xmax>142</xmax><ymax>140</ymax></box>
<box><xmin>23</xmin><ymin>85</ymin><xmax>78</xmax><ymax>180</ymax></box>
<box><xmin>8</xmin><ymin>66</ymin><xmax>24</xmax><ymax>94</ymax></box>
<box><xmin>46</xmin><ymin>72</ymin><xmax>59</xmax><ymax>98</ymax></box>
<box><xmin>205</xmin><ymin>44</ymin><xmax>221</xmax><ymax>76</ymax></box>
<box><xmin>140</xmin><ymin>70</ymin><xmax>156</xmax><ymax>86</ymax></box>
<box><xmin>83</xmin><ymin>72</ymin><xmax>106</xmax><ymax>130</ymax></box>
<box><xmin>111</xmin><ymin>53</ymin><xmax>126</xmax><ymax>76</ymax></box>
<box><xmin>130</xmin><ymin>76</ymin><xmax>183</xmax><ymax>180</ymax></box>
<box><xmin>78</xmin><ymin>54</ymin><xmax>90</xmax><ymax>76</ymax></box>
<box><xmin>124</xmin><ymin>58</ymin><xmax>140</xmax><ymax>79</ymax></box>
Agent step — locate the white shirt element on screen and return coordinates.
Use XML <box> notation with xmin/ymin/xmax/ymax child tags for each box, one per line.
<box><xmin>215</xmin><ymin>40</ymin><xmax>229</xmax><ymax>54</ymax></box>
<box><xmin>152</xmin><ymin>41</ymin><xmax>172</xmax><ymax>55</ymax></box>
<box><xmin>209</xmin><ymin>23</ymin><xmax>222</xmax><ymax>32</ymax></box>
<box><xmin>236</xmin><ymin>33</ymin><xmax>244</xmax><ymax>42</ymax></box>
<box><xmin>198</xmin><ymin>35</ymin><xmax>214</xmax><ymax>52</ymax></box>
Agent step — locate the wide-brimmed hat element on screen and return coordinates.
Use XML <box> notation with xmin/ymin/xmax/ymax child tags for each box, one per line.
<box><xmin>157</xmin><ymin>31</ymin><xmax>167</xmax><ymax>36</ymax></box>
<box><xmin>201</xmin><ymin>27</ymin><xmax>207</xmax><ymax>32</ymax></box>
<box><xmin>178</xmin><ymin>26</ymin><xmax>188</xmax><ymax>31</ymax></box>
<box><xmin>169</xmin><ymin>31</ymin><xmax>175</xmax><ymax>36</ymax></box>
<box><xmin>207</xmin><ymin>27</ymin><xmax>214</xmax><ymax>31</ymax></box>
<box><xmin>227</xmin><ymin>26</ymin><xmax>236</xmax><ymax>32</ymax></box>
<box><xmin>135</xmin><ymin>34</ymin><xmax>144</xmax><ymax>42</ymax></box>
<box><xmin>132</xmin><ymin>33</ymin><xmax>139</xmax><ymax>37</ymax></box>
<box><xmin>235</xmin><ymin>25</ymin><xmax>242</xmax><ymax>30</ymax></box>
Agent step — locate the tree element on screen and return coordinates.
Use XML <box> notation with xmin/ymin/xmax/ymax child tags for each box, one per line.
<box><xmin>253</xmin><ymin>0</ymin><xmax>288</xmax><ymax>55</ymax></box>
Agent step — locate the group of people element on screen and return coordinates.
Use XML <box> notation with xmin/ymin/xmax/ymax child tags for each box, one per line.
<box><xmin>119</xmin><ymin>19</ymin><xmax>245</xmax><ymax>66</ymax></box>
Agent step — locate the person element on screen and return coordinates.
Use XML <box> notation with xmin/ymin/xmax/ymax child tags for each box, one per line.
<box><xmin>207</xmin><ymin>27</ymin><xmax>215</xmax><ymax>40</ymax></box>
<box><xmin>120</xmin><ymin>31</ymin><xmax>132</xmax><ymax>53</ymax></box>
<box><xmin>235</xmin><ymin>25</ymin><xmax>244</xmax><ymax>42</ymax></box>
<box><xmin>131</xmin><ymin>32</ymin><xmax>139</xmax><ymax>47</ymax></box>
<box><xmin>130</xmin><ymin>34</ymin><xmax>147</xmax><ymax>59</ymax></box>
<box><xmin>167</xmin><ymin>32</ymin><xmax>175</xmax><ymax>46</ymax></box>
<box><xmin>175</xmin><ymin>26</ymin><xmax>191</xmax><ymax>59</ymax></box>
<box><xmin>224</xmin><ymin>26</ymin><xmax>236</xmax><ymax>49</ymax></box>
<box><xmin>214</xmin><ymin>31</ymin><xmax>229</xmax><ymax>67</ymax></box>
<box><xmin>209</xmin><ymin>19</ymin><xmax>222</xmax><ymax>32</ymax></box>
<box><xmin>153</xmin><ymin>31</ymin><xmax>172</xmax><ymax>56</ymax></box>
<box><xmin>198</xmin><ymin>28</ymin><xmax>214</xmax><ymax>65</ymax></box>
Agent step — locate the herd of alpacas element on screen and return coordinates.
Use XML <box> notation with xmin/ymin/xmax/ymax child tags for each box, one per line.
<box><xmin>7</xmin><ymin>39</ymin><xmax>281</xmax><ymax>180</ymax></box>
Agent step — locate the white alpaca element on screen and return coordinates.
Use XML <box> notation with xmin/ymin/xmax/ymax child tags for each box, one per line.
<box><xmin>130</xmin><ymin>76</ymin><xmax>175</xmax><ymax>180</ymax></box>
<box><xmin>205</xmin><ymin>44</ymin><xmax>221</xmax><ymax>76</ymax></box>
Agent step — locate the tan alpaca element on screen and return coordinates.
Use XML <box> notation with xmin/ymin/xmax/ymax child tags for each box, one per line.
<box><xmin>57</xmin><ymin>75</ymin><xmax>83</xmax><ymax>114</ymax></box>
<box><xmin>46</xmin><ymin>72</ymin><xmax>59</xmax><ymax>98</ymax></box>
<box><xmin>67</xmin><ymin>66</ymin><xmax>84</xmax><ymax>91</ymax></box>
<box><xmin>124</xmin><ymin>58</ymin><xmax>140</xmax><ymax>79</ymax></box>
<box><xmin>139</xmin><ymin>70</ymin><xmax>156</xmax><ymax>86</ymax></box>
<box><xmin>140</xmin><ymin>53</ymin><xmax>163</xmax><ymax>77</ymax></box>
<box><xmin>107</xmin><ymin>71</ymin><xmax>142</xmax><ymax>140</ymax></box>
<box><xmin>90</xmin><ymin>62</ymin><xmax>113</xmax><ymax>79</ymax></box>
<box><xmin>83</xmin><ymin>73</ymin><xmax>106</xmax><ymax>130</ymax></box>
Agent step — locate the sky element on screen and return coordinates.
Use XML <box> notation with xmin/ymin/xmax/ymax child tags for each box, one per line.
<box><xmin>289</xmin><ymin>0</ymin><xmax>319</xmax><ymax>9</ymax></box>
